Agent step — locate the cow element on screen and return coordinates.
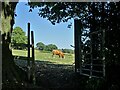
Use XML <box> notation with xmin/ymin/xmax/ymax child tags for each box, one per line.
<box><xmin>52</xmin><ymin>50</ymin><xmax>65</xmax><ymax>58</ymax></box>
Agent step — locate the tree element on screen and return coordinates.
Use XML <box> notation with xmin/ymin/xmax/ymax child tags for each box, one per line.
<box><xmin>28</xmin><ymin>2</ymin><xmax>87</xmax><ymax>25</ymax></box>
<box><xmin>62</xmin><ymin>49</ymin><xmax>74</xmax><ymax>54</ymax></box>
<box><xmin>36</xmin><ymin>42</ymin><xmax>45</xmax><ymax>50</ymax></box>
<box><xmin>1</xmin><ymin>1</ymin><xmax>27</xmax><ymax>88</ymax></box>
<box><xmin>45</xmin><ymin>44</ymin><xmax>58</xmax><ymax>51</ymax></box>
<box><xmin>36</xmin><ymin>42</ymin><xmax>58</xmax><ymax>51</ymax></box>
<box><xmin>11</xmin><ymin>27</ymin><xmax>27</xmax><ymax>49</ymax></box>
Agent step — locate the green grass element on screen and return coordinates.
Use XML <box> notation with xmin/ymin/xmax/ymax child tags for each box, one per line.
<box><xmin>12</xmin><ymin>49</ymin><xmax>74</xmax><ymax>65</ymax></box>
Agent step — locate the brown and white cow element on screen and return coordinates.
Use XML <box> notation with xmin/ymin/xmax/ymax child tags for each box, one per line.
<box><xmin>52</xmin><ymin>50</ymin><xmax>65</xmax><ymax>58</ymax></box>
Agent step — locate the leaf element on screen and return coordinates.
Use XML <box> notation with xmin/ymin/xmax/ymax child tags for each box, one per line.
<box><xmin>29</xmin><ymin>9</ymin><xmax>32</xmax><ymax>12</ymax></box>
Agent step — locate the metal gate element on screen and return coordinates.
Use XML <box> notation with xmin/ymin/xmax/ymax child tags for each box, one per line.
<box><xmin>74</xmin><ymin>19</ymin><xmax>105</xmax><ymax>78</ymax></box>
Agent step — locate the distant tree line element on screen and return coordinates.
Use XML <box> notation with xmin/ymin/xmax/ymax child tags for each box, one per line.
<box><xmin>11</xmin><ymin>27</ymin><xmax>73</xmax><ymax>54</ymax></box>
<box><xmin>61</xmin><ymin>49</ymin><xmax>74</xmax><ymax>54</ymax></box>
<box><xmin>36</xmin><ymin>42</ymin><xmax>74</xmax><ymax>54</ymax></box>
<box><xmin>36</xmin><ymin>42</ymin><xmax>58</xmax><ymax>51</ymax></box>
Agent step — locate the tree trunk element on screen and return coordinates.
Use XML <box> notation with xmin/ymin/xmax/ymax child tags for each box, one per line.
<box><xmin>1</xmin><ymin>2</ymin><xmax>27</xmax><ymax>88</ymax></box>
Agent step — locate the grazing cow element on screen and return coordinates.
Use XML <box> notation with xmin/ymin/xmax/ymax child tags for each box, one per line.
<box><xmin>52</xmin><ymin>50</ymin><xmax>65</xmax><ymax>58</ymax></box>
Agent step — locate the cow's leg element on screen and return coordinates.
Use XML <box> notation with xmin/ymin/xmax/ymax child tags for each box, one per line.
<box><xmin>59</xmin><ymin>54</ymin><xmax>61</xmax><ymax>58</ymax></box>
<box><xmin>59</xmin><ymin>54</ymin><xmax>62</xmax><ymax>59</ymax></box>
<box><xmin>64</xmin><ymin>55</ymin><xmax>65</xmax><ymax>59</ymax></box>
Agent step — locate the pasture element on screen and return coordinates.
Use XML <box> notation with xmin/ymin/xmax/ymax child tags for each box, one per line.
<box><xmin>12</xmin><ymin>49</ymin><xmax>74</xmax><ymax>65</ymax></box>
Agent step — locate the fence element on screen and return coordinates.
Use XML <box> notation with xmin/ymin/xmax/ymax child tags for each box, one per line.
<box><xmin>27</xmin><ymin>23</ymin><xmax>36</xmax><ymax>84</ymax></box>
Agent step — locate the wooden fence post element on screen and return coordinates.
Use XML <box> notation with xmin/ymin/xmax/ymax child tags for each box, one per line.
<box><xmin>74</xmin><ymin>19</ymin><xmax>82</xmax><ymax>73</ymax></box>
<box><xmin>0</xmin><ymin>31</ymin><xmax>2</xmax><ymax>90</ymax></box>
<box><xmin>27</xmin><ymin>23</ymin><xmax>31</xmax><ymax>81</ymax></box>
<box><xmin>31</xmin><ymin>31</ymin><xmax>36</xmax><ymax>85</ymax></box>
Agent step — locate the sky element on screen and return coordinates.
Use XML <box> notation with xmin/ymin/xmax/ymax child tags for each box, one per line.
<box><xmin>13</xmin><ymin>0</ymin><xmax>74</xmax><ymax>49</ymax></box>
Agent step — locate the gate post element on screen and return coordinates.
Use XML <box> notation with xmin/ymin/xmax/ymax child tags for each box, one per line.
<box><xmin>74</xmin><ymin>19</ymin><xmax>82</xmax><ymax>73</ymax></box>
<box><xmin>31</xmin><ymin>31</ymin><xmax>36</xmax><ymax>85</ymax></box>
<box><xmin>27</xmin><ymin>23</ymin><xmax>31</xmax><ymax>81</ymax></box>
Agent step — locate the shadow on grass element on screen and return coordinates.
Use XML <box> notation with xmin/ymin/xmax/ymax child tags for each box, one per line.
<box><xmin>35</xmin><ymin>60</ymin><xmax>90</xmax><ymax>89</ymax></box>
<box><xmin>13</xmin><ymin>55</ymin><xmax>106</xmax><ymax>90</ymax></box>
<box><xmin>13</xmin><ymin>55</ymin><xmax>30</xmax><ymax>60</ymax></box>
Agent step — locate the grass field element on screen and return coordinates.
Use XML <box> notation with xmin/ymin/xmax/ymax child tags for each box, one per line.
<box><xmin>12</xmin><ymin>49</ymin><xmax>75</xmax><ymax>65</ymax></box>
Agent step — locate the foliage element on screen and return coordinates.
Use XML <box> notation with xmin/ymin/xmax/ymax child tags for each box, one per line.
<box><xmin>36</xmin><ymin>42</ymin><xmax>45</xmax><ymax>50</ymax></box>
<box><xmin>36</xmin><ymin>42</ymin><xmax>74</xmax><ymax>54</ymax></box>
<box><xmin>62</xmin><ymin>49</ymin><xmax>74</xmax><ymax>54</ymax></box>
<box><xmin>44</xmin><ymin>44</ymin><xmax>58</xmax><ymax>51</ymax></box>
<box><xmin>85</xmin><ymin>78</ymin><xmax>105</xmax><ymax>90</ymax></box>
<box><xmin>28</xmin><ymin>2</ymin><xmax>88</xmax><ymax>25</ymax></box>
<box><xmin>36</xmin><ymin>42</ymin><xmax>58</xmax><ymax>51</ymax></box>
<box><xmin>11</xmin><ymin>27</ymin><xmax>27</xmax><ymax>50</ymax></box>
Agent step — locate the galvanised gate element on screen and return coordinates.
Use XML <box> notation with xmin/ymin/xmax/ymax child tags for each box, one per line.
<box><xmin>74</xmin><ymin>19</ymin><xmax>105</xmax><ymax>78</ymax></box>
